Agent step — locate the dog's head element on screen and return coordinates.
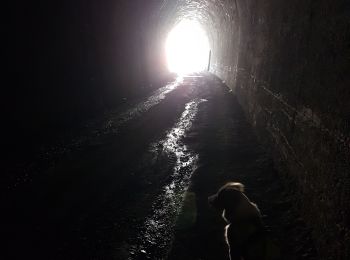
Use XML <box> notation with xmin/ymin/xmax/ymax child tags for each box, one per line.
<box><xmin>208</xmin><ymin>182</ymin><xmax>245</xmax><ymax>211</ymax></box>
<box><xmin>209</xmin><ymin>182</ymin><xmax>261</xmax><ymax>224</ymax></box>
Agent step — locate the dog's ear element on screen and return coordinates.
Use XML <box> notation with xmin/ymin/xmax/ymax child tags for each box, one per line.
<box><xmin>208</xmin><ymin>194</ymin><xmax>223</xmax><ymax>210</ymax></box>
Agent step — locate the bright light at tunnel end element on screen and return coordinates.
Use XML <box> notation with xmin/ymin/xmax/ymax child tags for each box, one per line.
<box><xmin>166</xmin><ymin>19</ymin><xmax>210</xmax><ymax>75</ymax></box>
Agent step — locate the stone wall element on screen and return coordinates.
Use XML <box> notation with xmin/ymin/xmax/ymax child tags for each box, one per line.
<box><xmin>207</xmin><ymin>1</ymin><xmax>350</xmax><ymax>258</ymax></box>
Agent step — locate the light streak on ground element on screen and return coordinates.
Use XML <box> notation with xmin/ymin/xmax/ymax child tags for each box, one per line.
<box><xmin>129</xmin><ymin>98</ymin><xmax>207</xmax><ymax>260</ymax></box>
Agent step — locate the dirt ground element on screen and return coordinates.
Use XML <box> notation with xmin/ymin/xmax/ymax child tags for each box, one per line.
<box><xmin>2</xmin><ymin>73</ymin><xmax>317</xmax><ymax>259</ymax></box>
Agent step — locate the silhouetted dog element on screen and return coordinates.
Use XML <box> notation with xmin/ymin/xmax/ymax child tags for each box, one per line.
<box><xmin>208</xmin><ymin>182</ymin><xmax>280</xmax><ymax>260</ymax></box>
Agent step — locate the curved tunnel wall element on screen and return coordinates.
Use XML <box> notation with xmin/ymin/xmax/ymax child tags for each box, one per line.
<box><xmin>5</xmin><ymin>0</ymin><xmax>167</xmax><ymax>155</ymax></box>
<box><xmin>5</xmin><ymin>0</ymin><xmax>349</xmax><ymax>258</ymax></box>
<box><xmin>235</xmin><ymin>2</ymin><xmax>350</xmax><ymax>258</ymax></box>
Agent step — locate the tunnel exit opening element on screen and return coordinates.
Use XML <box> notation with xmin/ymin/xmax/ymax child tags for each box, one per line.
<box><xmin>165</xmin><ymin>19</ymin><xmax>210</xmax><ymax>75</ymax></box>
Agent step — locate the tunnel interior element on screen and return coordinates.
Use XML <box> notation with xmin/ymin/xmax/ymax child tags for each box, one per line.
<box><xmin>4</xmin><ymin>0</ymin><xmax>350</xmax><ymax>259</ymax></box>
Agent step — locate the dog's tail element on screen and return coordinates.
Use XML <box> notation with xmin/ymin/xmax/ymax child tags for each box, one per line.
<box><xmin>225</xmin><ymin>182</ymin><xmax>245</xmax><ymax>192</ymax></box>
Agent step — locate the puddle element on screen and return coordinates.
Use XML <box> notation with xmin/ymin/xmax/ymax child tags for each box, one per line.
<box><xmin>127</xmin><ymin>98</ymin><xmax>207</xmax><ymax>260</ymax></box>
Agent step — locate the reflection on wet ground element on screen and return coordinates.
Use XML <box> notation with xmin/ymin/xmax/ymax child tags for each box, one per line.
<box><xmin>129</xmin><ymin>99</ymin><xmax>206</xmax><ymax>259</ymax></box>
<box><xmin>101</xmin><ymin>77</ymin><xmax>184</xmax><ymax>135</ymax></box>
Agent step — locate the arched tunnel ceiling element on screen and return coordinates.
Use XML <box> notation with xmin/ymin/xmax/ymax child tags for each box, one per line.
<box><xmin>157</xmin><ymin>0</ymin><xmax>239</xmax><ymax>46</ymax></box>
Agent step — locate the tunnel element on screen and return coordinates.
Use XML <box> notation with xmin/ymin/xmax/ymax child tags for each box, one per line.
<box><xmin>4</xmin><ymin>0</ymin><xmax>350</xmax><ymax>259</ymax></box>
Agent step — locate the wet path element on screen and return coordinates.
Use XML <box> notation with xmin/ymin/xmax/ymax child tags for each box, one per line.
<box><xmin>3</xmin><ymin>74</ymin><xmax>316</xmax><ymax>259</ymax></box>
